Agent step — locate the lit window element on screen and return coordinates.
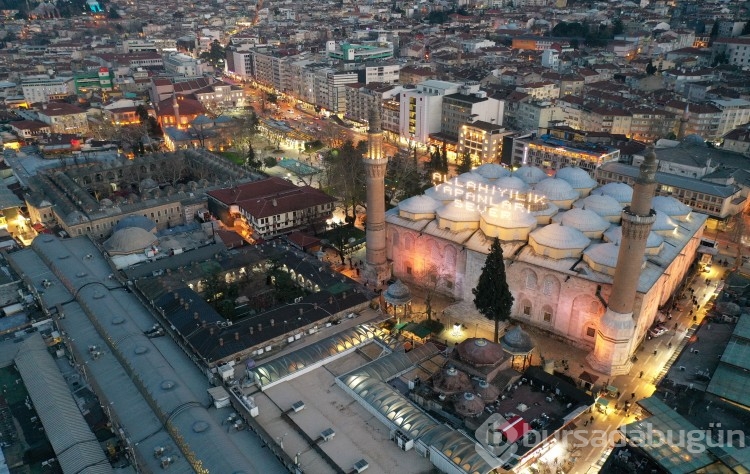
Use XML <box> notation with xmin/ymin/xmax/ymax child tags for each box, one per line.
<box><xmin>543</xmin><ymin>311</ymin><xmax>552</xmax><ymax>322</ymax></box>
<box><xmin>523</xmin><ymin>305</ymin><xmax>531</xmax><ymax>316</ymax></box>
<box><xmin>586</xmin><ymin>327</ymin><xmax>596</xmax><ymax>337</ymax></box>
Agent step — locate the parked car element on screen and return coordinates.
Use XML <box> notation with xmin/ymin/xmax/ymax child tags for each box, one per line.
<box><xmin>648</xmin><ymin>325</ymin><xmax>668</xmax><ymax>338</ymax></box>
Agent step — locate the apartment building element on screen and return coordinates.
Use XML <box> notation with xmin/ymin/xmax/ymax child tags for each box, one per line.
<box><xmin>457</xmin><ymin>120</ymin><xmax>513</xmax><ymax>164</ymax></box>
<box><xmin>712</xmin><ymin>37</ymin><xmax>750</xmax><ymax>67</ymax></box>
<box><xmin>440</xmin><ymin>82</ymin><xmax>505</xmax><ymax>140</ymax></box>
<box><xmin>513</xmin><ymin>101</ymin><xmax>564</xmax><ymax>134</ymax></box>
<box><xmin>21</xmin><ymin>75</ymin><xmax>75</xmax><ymax>104</ymax></box>
<box><xmin>515</xmin><ymin>82</ymin><xmax>560</xmax><ymax>101</ymax></box>
<box><xmin>399</xmin><ymin>80</ymin><xmax>461</xmax><ymax>144</ymax></box>
<box><xmin>344</xmin><ymin>83</ymin><xmax>402</xmax><ymax>124</ymax></box>
<box><xmin>509</xmin><ymin>134</ymin><xmax>620</xmax><ymax>172</ymax></box>
<box><xmin>37</xmin><ymin>102</ymin><xmax>89</xmax><ymax>134</ymax></box>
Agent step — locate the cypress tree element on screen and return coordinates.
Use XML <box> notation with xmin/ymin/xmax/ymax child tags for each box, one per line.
<box><xmin>472</xmin><ymin>237</ymin><xmax>514</xmax><ymax>342</ymax></box>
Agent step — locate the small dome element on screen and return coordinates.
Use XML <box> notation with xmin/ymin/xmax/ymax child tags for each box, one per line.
<box><xmin>604</xmin><ymin>226</ymin><xmax>664</xmax><ymax>248</ymax></box>
<box><xmin>529</xmin><ymin>222</ymin><xmax>590</xmax><ymax>250</ymax></box>
<box><xmin>398</xmin><ymin>195</ymin><xmax>440</xmax><ymax>219</ymax></box>
<box><xmin>104</xmin><ymin>227</ymin><xmax>158</xmax><ymax>255</ymax></box>
<box><xmin>529</xmin><ymin>201</ymin><xmax>559</xmax><ymax>223</ymax></box>
<box><xmin>682</xmin><ymin>134</ymin><xmax>705</xmax><ymax>145</ymax></box>
<box><xmin>652</xmin><ymin>196</ymin><xmax>691</xmax><ymax>218</ymax></box>
<box><xmin>593</xmin><ymin>183</ymin><xmax>633</xmax><ymax>205</ymax></box>
<box><xmin>456</xmin><ymin>338</ymin><xmax>506</xmax><ymax>367</ymax></box>
<box><xmin>574</xmin><ymin>194</ymin><xmax>623</xmax><ymax>219</ymax></box>
<box><xmin>474</xmin><ymin>163</ymin><xmax>511</xmax><ymax>179</ymax></box>
<box><xmin>583</xmin><ymin>242</ymin><xmax>621</xmax><ymax>270</ymax></box>
<box><xmin>432</xmin><ymin>366</ymin><xmax>472</xmax><ymax>395</ymax></box>
<box><xmin>458</xmin><ymin>171</ymin><xmax>491</xmax><ymax>186</ymax></box>
<box><xmin>436</xmin><ymin>201</ymin><xmax>481</xmax><ymax>223</ymax></box>
<box><xmin>555</xmin><ymin>167</ymin><xmax>597</xmax><ymax>190</ymax></box>
<box><xmin>558</xmin><ymin>208</ymin><xmax>610</xmax><ymax>234</ymax></box>
<box><xmin>384</xmin><ymin>280</ymin><xmax>412</xmax><ymax>306</ymax></box>
<box><xmin>494</xmin><ymin>176</ymin><xmax>529</xmax><ymax>191</ymax></box>
<box><xmin>474</xmin><ymin>380</ymin><xmax>500</xmax><ymax>402</ymax></box>
<box><xmin>501</xmin><ymin>326</ymin><xmax>534</xmax><ymax>354</ymax></box>
<box><xmin>513</xmin><ymin>165</ymin><xmax>547</xmax><ymax>185</ymax></box>
<box><xmin>481</xmin><ymin>206</ymin><xmax>538</xmax><ymax>229</ymax></box>
<box><xmin>139</xmin><ymin>178</ymin><xmax>158</xmax><ymax>191</ymax></box>
<box><xmin>113</xmin><ymin>215</ymin><xmax>157</xmax><ymax>233</ymax></box>
<box><xmin>425</xmin><ymin>185</ymin><xmax>458</xmax><ymax>202</ymax></box>
<box><xmin>652</xmin><ymin>210</ymin><xmax>678</xmax><ymax>233</ymax></box>
<box><xmin>99</xmin><ymin>198</ymin><xmax>114</xmax><ymax>208</ymax></box>
<box><xmin>454</xmin><ymin>392</ymin><xmax>485</xmax><ymax>417</ymax></box>
<box><xmin>66</xmin><ymin>210</ymin><xmax>89</xmax><ymax>224</ymax></box>
<box><xmin>534</xmin><ymin>178</ymin><xmax>579</xmax><ymax>202</ymax></box>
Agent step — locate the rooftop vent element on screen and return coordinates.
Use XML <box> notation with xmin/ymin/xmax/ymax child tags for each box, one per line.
<box><xmin>353</xmin><ymin>459</ymin><xmax>369</xmax><ymax>473</ymax></box>
<box><xmin>321</xmin><ymin>428</ymin><xmax>335</xmax><ymax>441</ymax></box>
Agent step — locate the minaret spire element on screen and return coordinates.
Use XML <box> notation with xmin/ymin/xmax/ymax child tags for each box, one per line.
<box><xmin>677</xmin><ymin>103</ymin><xmax>690</xmax><ymax>139</ymax></box>
<box><xmin>362</xmin><ymin>102</ymin><xmax>390</xmax><ymax>286</ymax></box>
<box><xmin>587</xmin><ymin>147</ymin><xmax>658</xmax><ymax>375</ymax></box>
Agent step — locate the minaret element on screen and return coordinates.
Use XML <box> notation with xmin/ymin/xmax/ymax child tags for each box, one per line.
<box><xmin>362</xmin><ymin>103</ymin><xmax>390</xmax><ymax>286</ymax></box>
<box><xmin>172</xmin><ymin>93</ymin><xmax>181</xmax><ymax>129</ymax></box>
<box><xmin>587</xmin><ymin>147</ymin><xmax>658</xmax><ymax>376</ymax></box>
<box><xmin>677</xmin><ymin>103</ymin><xmax>690</xmax><ymax>139</ymax></box>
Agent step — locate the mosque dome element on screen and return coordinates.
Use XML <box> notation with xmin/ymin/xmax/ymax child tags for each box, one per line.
<box><xmin>432</xmin><ymin>366</ymin><xmax>472</xmax><ymax>395</ymax></box>
<box><xmin>455</xmin><ymin>172</ymin><xmax>491</xmax><ymax>186</ymax></box>
<box><xmin>573</xmin><ymin>194</ymin><xmax>623</xmax><ymax>223</ymax></box>
<box><xmin>604</xmin><ymin>226</ymin><xmax>664</xmax><ymax>255</ymax></box>
<box><xmin>534</xmin><ymin>178</ymin><xmax>580</xmax><ymax>202</ymax></box>
<box><xmin>529</xmin><ymin>223</ymin><xmax>590</xmax><ymax>258</ymax></box>
<box><xmin>652</xmin><ymin>210</ymin><xmax>678</xmax><ymax>234</ymax></box>
<box><xmin>66</xmin><ymin>210</ymin><xmax>89</xmax><ymax>224</ymax></box>
<box><xmin>104</xmin><ymin>227</ymin><xmax>158</xmax><ymax>255</ymax></box>
<box><xmin>474</xmin><ymin>163</ymin><xmax>511</xmax><ymax>179</ymax></box>
<box><xmin>383</xmin><ymin>280</ymin><xmax>412</xmax><ymax>306</ymax></box>
<box><xmin>682</xmin><ymin>134</ymin><xmax>705</xmax><ymax>145</ymax></box>
<box><xmin>513</xmin><ymin>165</ymin><xmax>548</xmax><ymax>185</ymax></box>
<box><xmin>555</xmin><ymin>208</ymin><xmax>610</xmax><ymax>238</ymax></box>
<box><xmin>398</xmin><ymin>195</ymin><xmax>441</xmax><ymax>220</ymax></box>
<box><xmin>500</xmin><ymin>326</ymin><xmax>534</xmax><ymax>355</ymax></box>
<box><xmin>583</xmin><ymin>242</ymin><xmax>621</xmax><ymax>275</ymax></box>
<box><xmin>494</xmin><ymin>176</ymin><xmax>529</xmax><ymax>192</ymax></box>
<box><xmin>436</xmin><ymin>201</ymin><xmax>481</xmax><ymax>232</ymax></box>
<box><xmin>652</xmin><ymin>196</ymin><xmax>691</xmax><ymax>221</ymax></box>
<box><xmin>555</xmin><ymin>167</ymin><xmax>597</xmax><ymax>191</ymax></box>
<box><xmin>454</xmin><ymin>392</ymin><xmax>485</xmax><ymax>417</ymax></box>
<box><xmin>473</xmin><ymin>380</ymin><xmax>500</xmax><ymax>402</ymax></box>
<box><xmin>529</xmin><ymin>200</ymin><xmax>559</xmax><ymax>225</ymax></box>
<box><xmin>425</xmin><ymin>185</ymin><xmax>457</xmax><ymax>203</ymax></box>
<box><xmin>593</xmin><ymin>182</ymin><xmax>633</xmax><ymax>205</ymax></box>
<box><xmin>113</xmin><ymin>215</ymin><xmax>157</xmax><ymax>233</ymax></box>
<box><xmin>480</xmin><ymin>206</ymin><xmax>537</xmax><ymax>241</ymax></box>
<box><xmin>456</xmin><ymin>338</ymin><xmax>506</xmax><ymax>367</ymax></box>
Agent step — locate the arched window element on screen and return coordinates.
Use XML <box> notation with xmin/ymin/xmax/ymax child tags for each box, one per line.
<box><xmin>542</xmin><ymin>276</ymin><xmax>558</xmax><ymax>296</ymax></box>
<box><xmin>391</xmin><ymin>230</ymin><xmax>400</xmax><ymax>247</ymax></box>
<box><xmin>525</xmin><ymin>271</ymin><xmax>538</xmax><ymax>290</ymax></box>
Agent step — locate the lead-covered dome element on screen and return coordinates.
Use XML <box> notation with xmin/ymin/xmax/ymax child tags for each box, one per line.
<box><xmin>501</xmin><ymin>326</ymin><xmax>534</xmax><ymax>355</ymax></box>
<box><xmin>474</xmin><ymin>379</ymin><xmax>500</xmax><ymax>402</ymax></box>
<box><xmin>494</xmin><ymin>176</ymin><xmax>529</xmax><ymax>192</ymax></box>
<box><xmin>513</xmin><ymin>165</ymin><xmax>547</xmax><ymax>185</ymax></box>
<box><xmin>433</xmin><ymin>367</ymin><xmax>472</xmax><ymax>395</ymax></box>
<box><xmin>555</xmin><ymin>167</ymin><xmax>597</xmax><ymax>192</ymax></box>
<box><xmin>573</xmin><ymin>194</ymin><xmax>623</xmax><ymax>223</ymax></box>
<box><xmin>534</xmin><ymin>178</ymin><xmax>580</xmax><ymax>202</ymax></box>
<box><xmin>104</xmin><ymin>227</ymin><xmax>158</xmax><ymax>255</ymax></box>
<box><xmin>554</xmin><ymin>208</ymin><xmax>611</xmax><ymax>238</ymax></box>
<box><xmin>456</xmin><ymin>338</ymin><xmax>506</xmax><ymax>367</ymax></box>
<box><xmin>425</xmin><ymin>185</ymin><xmax>457</xmax><ymax>203</ymax></box>
<box><xmin>474</xmin><ymin>163</ymin><xmax>511</xmax><ymax>179</ymax></box>
<box><xmin>384</xmin><ymin>280</ymin><xmax>412</xmax><ymax>306</ymax></box>
<box><xmin>398</xmin><ymin>195</ymin><xmax>441</xmax><ymax>220</ymax></box>
<box><xmin>480</xmin><ymin>205</ymin><xmax>538</xmax><ymax>241</ymax></box>
<box><xmin>113</xmin><ymin>215</ymin><xmax>157</xmax><ymax>233</ymax></box>
<box><xmin>651</xmin><ymin>210</ymin><xmax>678</xmax><ymax>234</ymax></box>
<box><xmin>652</xmin><ymin>196</ymin><xmax>691</xmax><ymax>222</ymax></box>
<box><xmin>604</xmin><ymin>226</ymin><xmax>664</xmax><ymax>255</ymax></box>
<box><xmin>529</xmin><ymin>223</ymin><xmax>591</xmax><ymax>259</ymax></box>
<box><xmin>454</xmin><ymin>392</ymin><xmax>485</xmax><ymax>417</ymax></box>
<box><xmin>593</xmin><ymin>182</ymin><xmax>633</xmax><ymax>205</ymax></box>
<box><xmin>583</xmin><ymin>242</ymin><xmax>622</xmax><ymax>276</ymax></box>
<box><xmin>436</xmin><ymin>201</ymin><xmax>480</xmax><ymax>232</ymax></box>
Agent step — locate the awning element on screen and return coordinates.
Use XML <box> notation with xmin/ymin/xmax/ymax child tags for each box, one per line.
<box><xmin>579</xmin><ymin>371</ymin><xmax>599</xmax><ymax>384</ymax></box>
<box><xmin>606</xmin><ymin>385</ymin><xmax>618</xmax><ymax>394</ymax></box>
<box><xmin>596</xmin><ymin>397</ymin><xmax>610</xmax><ymax>406</ymax></box>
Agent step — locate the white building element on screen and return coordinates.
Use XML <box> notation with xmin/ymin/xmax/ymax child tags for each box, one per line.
<box><xmin>363</xmin><ymin>63</ymin><xmax>400</xmax><ymax>84</ymax></box>
<box><xmin>399</xmin><ymin>80</ymin><xmax>461</xmax><ymax>144</ymax></box>
<box><xmin>164</xmin><ymin>52</ymin><xmax>207</xmax><ymax>77</ymax></box>
<box><xmin>514</xmin><ymin>101</ymin><xmax>564</xmax><ymax>134</ymax></box>
<box><xmin>21</xmin><ymin>75</ymin><xmax>75</xmax><ymax>104</ymax></box>
<box><xmin>711</xmin><ymin>98</ymin><xmax>750</xmax><ymax>138</ymax></box>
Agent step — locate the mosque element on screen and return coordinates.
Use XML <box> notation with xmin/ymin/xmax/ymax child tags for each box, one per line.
<box><xmin>384</xmin><ymin>162</ymin><xmax>707</xmax><ymax>365</ymax></box>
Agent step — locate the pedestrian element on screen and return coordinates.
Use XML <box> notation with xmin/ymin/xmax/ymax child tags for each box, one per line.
<box><xmin>631</xmin><ymin>392</ymin><xmax>635</xmax><ymax>399</ymax></box>
<box><xmin>639</xmin><ymin>371</ymin><xmax>644</xmax><ymax>378</ymax></box>
<box><xmin>668</xmin><ymin>342</ymin><xmax>672</xmax><ymax>349</ymax></box>
<box><xmin>653</xmin><ymin>350</ymin><xmax>657</xmax><ymax>356</ymax></box>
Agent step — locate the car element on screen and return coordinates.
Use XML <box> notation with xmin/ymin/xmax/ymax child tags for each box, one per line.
<box><xmin>648</xmin><ymin>326</ymin><xmax>667</xmax><ymax>338</ymax></box>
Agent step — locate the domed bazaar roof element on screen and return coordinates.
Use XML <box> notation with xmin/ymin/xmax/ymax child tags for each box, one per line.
<box><xmin>652</xmin><ymin>210</ymin><xmax>678</xmax><ymax>232</ymax></box>
<box><xmin>583</xmin><ymin>242</ymin><xmax>621</xmax><ymax>269</ymax></box>
<box><xmin>501</xmin><ymin>326</ymin><xmax>534</xmax><ymax>355</ymax></box>
<box><xmin>436</xmin><ymin>201</ymin><xmax>481</xmax><ymax>223</ymax></box>
<box><xmin>494</xmin><ymin>176</ymin><xmax>529</xmax><ymax>192</ymax></box>
<box><xmin>454</xmin><ymin>392</ymin><xmax>485</xmax><ymax>417</ymax></box>
<box><xmin>529</xmin><ymin>223</ymin><xmax>590</xmax><ymax>250</ymax></box>
<box><xmin>474</xmin><ymin>380</ymin><xmax>500</xmax><ymax>402</ymax></box>
<box><xmin>104</xmin><ymin>227</ymin><xmax>158</xmax><ymax>255</ymax></box>
<box><xmin>456</xmin><ymin>338</ymin><xmax>506</xmax><ymax>367</ymax></box>
<box><xmin>398</xmin><ymin>195</ymin><xmax>441</xmax><ymax>216</ymax></box>
<box><xmin>474</xmin><ymin>163</ymin><xmax>511</xmax><ymax>179</ymax></box>
<box><xmin>558</xmin><ymin>208</ymin><xmax>610</xmax><ymax>233</ymax></box>
<box><xmin>555</xmin><ymin>167</ymin><xmax>597</xmax><ymax>190</ymax></box>
<box><xmin>481</xmin><ymin>206</ymin><xmax>538</xmax><ymax>229</ymax></box>
<box><xmin>574</xmin><ymin>194</ymin><xmax>623</xmax><ymax>218</ymax></box>
<box><xmin>113</xmin><ymin>215</ymin><xmax>157</xmax><ymax>233</ymax></box>
<box><xmin>384</xmin><ymin>280</ymin><xmax>412</xmax><ymax>306</ymax></box>
<box><xmin>593</xmin><ymin>182</ymin><xmax>633</xmax><ymax>205</ymax></box>
<box><xmin>513</xmin><ymin>165</ymin><xmax>548</xmax><ymax>185</ymax></box>
<box><xmin>534</xmin><ymin>178</ymin><xmax>579</xmax><ymax>201</ymax></box>
<box><xmin>432</xmin><ymin>366</ymin><xmax>472</xmax><ymax>395</ymax></box>
<box><xmin>652</xmin><ymin>196</ymin><xmax>691</xmax><ymax>218</ymax></box>
<box><xmin>603</xmin><ymin>226</ymin><xmax>664</xmax><ymax>248</ymax></box>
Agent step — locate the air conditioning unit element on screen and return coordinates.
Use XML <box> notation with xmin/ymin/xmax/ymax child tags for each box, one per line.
<box><xmin>321</xmin><ymin>428</ymin><xmax>335</xmax><ymax>441</ymax></box>
<box><xmin>292</xmin><ymin>401</ymin><xmax>305</xmax><ymax>412</ymax></box>
<box><xmin>353</xmin><ymin>459</ymin><xmax>369</xmax><ymax>473</ymax></box>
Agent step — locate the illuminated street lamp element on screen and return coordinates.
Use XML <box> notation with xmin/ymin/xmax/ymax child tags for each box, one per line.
<box><xmin>452</xmin><ymin>323</ymin><xmax>462</xmax><ymax>337</ymax></box>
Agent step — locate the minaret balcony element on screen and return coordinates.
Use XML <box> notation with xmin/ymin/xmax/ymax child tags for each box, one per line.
<box><xmin>621</xmin><ymin>207</ymin><xmax>656</xmax><ymax>224</ymax></box>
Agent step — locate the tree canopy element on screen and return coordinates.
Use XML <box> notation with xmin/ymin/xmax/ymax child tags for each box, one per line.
<box><xmin>322</xmin><ymin>140</ymin><xmax>367</xmax><ymax>222</ymax></box>
<box><xmin>472</xmin><ymin>238</ymin><xmax>514</xmax><ymax>342</ymax></box>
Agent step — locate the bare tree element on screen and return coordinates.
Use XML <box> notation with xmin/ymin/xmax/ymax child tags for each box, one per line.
<box><xmin>421</xmin><ymin>263</ymin><xmax>451</xmax><ymax>321</ymax></box>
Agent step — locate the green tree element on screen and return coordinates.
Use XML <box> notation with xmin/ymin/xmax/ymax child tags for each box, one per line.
<box><xmin>645</xmin><ymin>60</ymin><xmax>657</xmax><ymax>75</ymax></box>
<box><xmin>245</xmin><ymin>143</ymin><xmax>263</xmax><ymax>171</ymax></box>
<box><xmin>199</xmin><ymin>39</ymin><xmax>225</xmax><ymax>68</ymax></box>
<box><xmin>322</xmin><ymin>140</ymin><xmax>367</xmax><ymax>222</ymax></box>
<box><xmin>473</xmin><ymin>238</ymin><xmax>514</xmax><ymax>342</ymax></box>
<box><xmin>456</xmin><ymin>151</ymin><xmax>473</xmax><ymax>174</ymax></box>
<box><xmin>612</xmin><ymin>18</ymin><xmax>624</xmax><ymax>36</ymax></box>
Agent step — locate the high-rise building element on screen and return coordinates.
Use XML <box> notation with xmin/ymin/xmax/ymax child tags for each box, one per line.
<box><xmin>587</xmin><ymin>148</ymin><xmax>658</xmax><ymax>375</ymax></box>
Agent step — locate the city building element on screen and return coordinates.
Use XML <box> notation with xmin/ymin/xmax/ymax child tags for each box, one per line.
<box><xmin>439</xmin><ymin>82</ymin><xmax>505</xmax><ymax>141</ymax></box>
<box><xmin>36</xmin><ymin>102</ymin><xmax>89</xmax><ymax>134</ymax></box>
<box><xmin>20</xmin><ymin>75</ymin><xmax>75</xmax><ymax>104</ymax></box>
<box><xmin>508</xmin><ymin>133</ymin><xmax>621</xmax><ymax>172</ymax></box>
<box><xmin>399</xmin><ymin>80</ymin><xmax>461</xmax><ymax>144</ymax></box>
<box><xmin>344</xmin><ymin>82</ymin><xmax>401</xmax><ymax>125</ymax></box>
<box><xmin>326</xmin><ymin>41</ymin><xmax>394</xmax><ymax>63</ymax></box>
<box><xmin>457</xmin><ymin>120</ymin><xmax>513</xmax><ymax>165</ymax></box>
<box><xmin>206</xmin><ymin>177</ymin><xmax>336</xmax><ymax>240</ymax></box>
